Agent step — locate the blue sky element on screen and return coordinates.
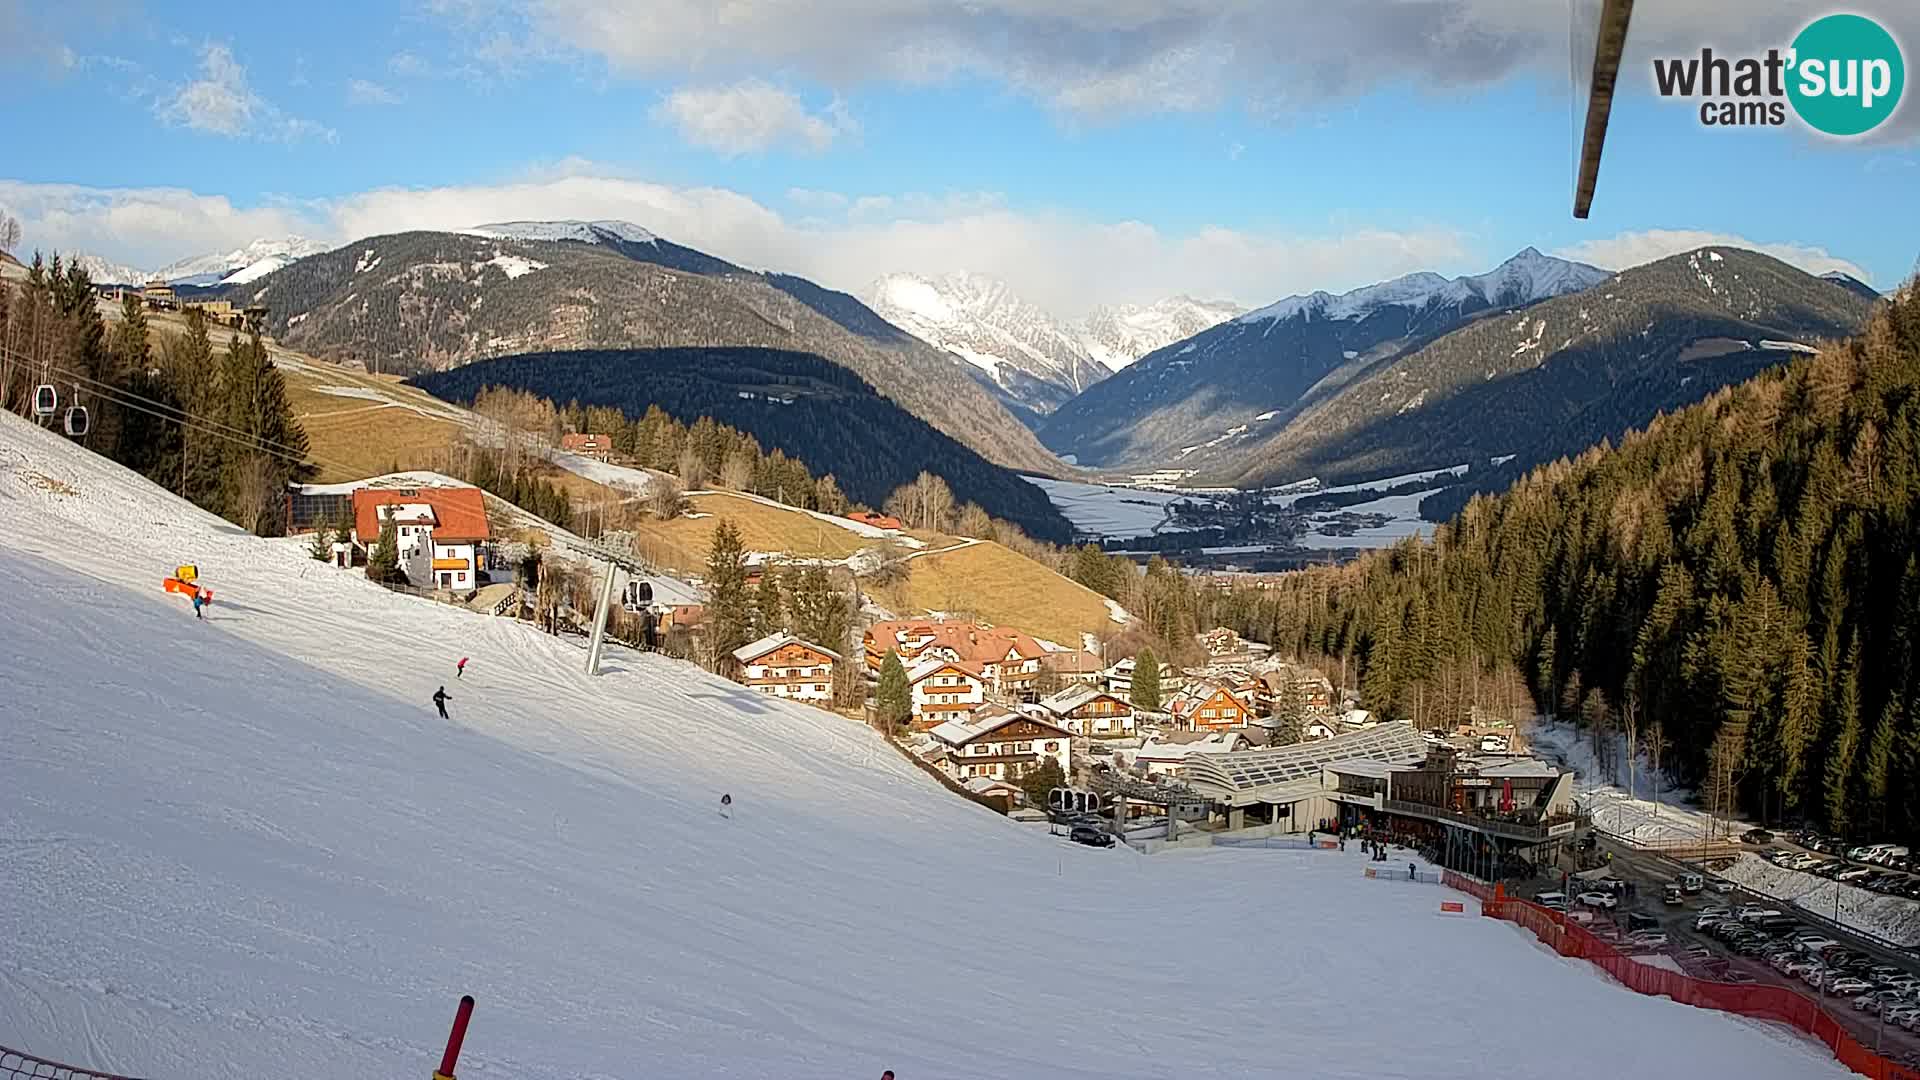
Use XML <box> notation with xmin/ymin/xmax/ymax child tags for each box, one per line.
<box><xmin>1</xmin><ymin>0</ymin><xmax>1913</xmax><ymax>315</ymax></box>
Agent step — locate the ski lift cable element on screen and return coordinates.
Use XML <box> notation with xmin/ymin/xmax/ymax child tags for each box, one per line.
<box><xmin>12</xmin><ymin>349</ymin><xmax>656</xmax><ymax>575</ymax></box>
<box><xmin>26</xmin><ymin>356</ymin><xmax>327</xmax><ymax>467</ymax></box>
<box><xmin>26</xmin><ymin>368</ymin><xmax>344</xmax><ymax>474</ymax></box>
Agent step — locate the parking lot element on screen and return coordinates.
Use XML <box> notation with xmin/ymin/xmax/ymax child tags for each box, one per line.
<box><xmin>1521</xmin><ymin>835</ymin><xmax>1920</xmax><ymax>1069</ymax></box>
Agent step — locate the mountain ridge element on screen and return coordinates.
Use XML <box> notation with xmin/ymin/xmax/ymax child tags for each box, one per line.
<box><xmin>231</xmin><ymin>227</ymin><xmax>1064</xmax><ymax>477</ymax></box>
<box><xmin>1039</xmin><ymin>247</ymin><xmax>1611</xmax><ymax>470</ymax></box>
<box><xmin>1240</xmin><ymin>246</ymin><xmax>1876</xmax><ymax>491</ymax></box>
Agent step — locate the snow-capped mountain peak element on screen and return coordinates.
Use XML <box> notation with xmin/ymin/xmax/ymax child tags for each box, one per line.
<box><xmin>1238</xmin><ymin>248</ymin><xmax>1609</xmax><ymax>326</ymax></box>
<box><xmin>466</xmin><ymin>220</ymin><xmax>661</xmax><ymax>246</ymax></box>
<box><xmin>866</xmin><ymin>271</ymin><xmax>1113</xmax><ymax>414</ymax></box>
<box><xmin>67</xmin><ymin>236</ymin><xmax>331</xmax><ymax>287</ymax></box>
<box><xmin>68</xmin><ymin>254</ymin><xmax>151</xmax><ymax>286</ymax></box>
<box><xmin>1079</xmin><ymin>296</ymin><xmax>1246</xmax><ymax>371</ymax></box>
<box><xmin>156</xmin><ymin>236</ymin><xmax>332</xmax><ymax>285</ymax></box>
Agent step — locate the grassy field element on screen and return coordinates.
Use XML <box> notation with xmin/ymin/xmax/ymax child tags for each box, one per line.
<box><xmin>625</xmin><ymin>492</ymin><xmax>916</xmax><ymax>573</ymax></box>
<box><xmin>284</xmin><ymin>374</ymin><xmax>466</xmax><ymax>483</ymax></box>
<box><xmin>99</xmin><ymin>303</ymin><xmax>1116</xmax><ymax>641</ymax></box>
<box><xmin>875</xmin><ymin>541</ymin><xmax>1117</xmax><ymax>646</ymax></box>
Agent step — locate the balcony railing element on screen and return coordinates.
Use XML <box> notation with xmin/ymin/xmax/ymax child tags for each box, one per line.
<box><xmin>1381</xmin><ymin>799</ymin><xmax>1577</xmax><ymax>842</ymax></box>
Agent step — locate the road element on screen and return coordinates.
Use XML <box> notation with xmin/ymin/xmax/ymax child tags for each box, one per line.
<box><xmin>1521</xmin><ymin>837</ymin><xmax>1920</xmax><ymax>1069</ymax></box>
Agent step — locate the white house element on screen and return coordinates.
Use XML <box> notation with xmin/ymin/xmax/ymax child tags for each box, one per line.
<box><xmin>1127</xmin><ymin>731</ymin><xmax>1251</xmax><ymax>778</ymax></box>
<box><xmin>1102</xmin><ymin>655</ymin><xmax>1174</xmax><ymax>700</ymax></box>
<box><xmin>731</xmin><ymin>632</ymin><xmax>841</xmax><ymax>703</ymax></box>
<box><xmin>1038</xmin><ymin>683</ymin><xmax>1137</xmax><ymax>738</ymax></box>
<box><xmin>907</xmin><ymin>657</ymin><xmax>988</xmax><ymax>731</ymax></box>
<box><xmin>351</xmin><ymin>487</ymin><xmax>491</xmax><ymax>592</ymax></box>
<box><xmin>930</xmin><ymin>708</ymin><xmax>1073</xmax><ymax>783</ymax></box>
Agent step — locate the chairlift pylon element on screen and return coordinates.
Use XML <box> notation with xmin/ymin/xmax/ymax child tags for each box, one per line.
<box><xmin>64</xmin><ymin>405</ymin><xmax>89</xmax><ymax>438</ymax></box>
<box><xmin>33</xmin><ymin>384</ymin><xmax>57</xmax><ymax>418</ymax></box>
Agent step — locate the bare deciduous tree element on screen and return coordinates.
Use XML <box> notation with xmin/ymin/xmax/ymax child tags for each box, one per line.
<box><xmin>649</xmin><ymin>475</ymin><xmax>685</xmax><ymax>520</ymax></box>
<box><xmin>229</xmin><ymin>453</ymin><xmax>280</xmax><ymax>536</ymax></box>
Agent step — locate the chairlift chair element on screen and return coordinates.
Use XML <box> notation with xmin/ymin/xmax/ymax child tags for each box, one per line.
<box><xmin>33</xmin><ymin>384</ymin><xmax>57</xmax><ymax>418</ymax></box>
<box><xmin>622</xmin><ymin>579</ymin><xmax>653</xmax><ymax>612</ymax></box>
<box><xmin>64</xmin><ymin>405</ymin><xmax>90</xmax><ymax>437</ymax></box>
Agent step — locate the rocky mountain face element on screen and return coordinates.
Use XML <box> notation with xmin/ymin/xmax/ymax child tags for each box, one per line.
<box><xmin>1078</xmin><ymin>297</ymin><xmax>1246</xmax><ymax>372</ymax></box>
<box><xmin>233</xmin><ymin>225</ymin><xmax>1062</xmax><ymax>476</ymax></box>
<box><xmin>1240</xmin><ymin>246</ymin><xmax>1876</xmax><ymax>493</ymax></box>
<box><xmin>863</xmin><ymin>271</ymin><xmax>1113</xmax><ymax>417</ymax></box>
<box><xmin>1038</xmin><ymin>248</ymin><xmax>1612</xmax><ymax>470</ymax></box>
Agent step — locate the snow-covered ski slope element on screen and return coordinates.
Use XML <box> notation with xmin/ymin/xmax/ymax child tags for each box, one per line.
<box><xmin>0</xmin><ymin>412</ymin><xmax>1847</xmax><ymax>1080</ymax></box>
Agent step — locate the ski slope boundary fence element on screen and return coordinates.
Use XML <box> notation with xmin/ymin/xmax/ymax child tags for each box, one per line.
<box><xmin>1</xmin><ymin>1046</ymin><xmax>147</xmax><ymax>1080</ymax></box>
<box><xmin>1482</xmin><ymin>897</ymin><xmax>1920</xmax><ymax>1080</ymax></box>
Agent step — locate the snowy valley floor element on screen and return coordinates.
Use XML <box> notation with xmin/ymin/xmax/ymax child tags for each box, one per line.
<box><xmin>0</xmin><ymin>413</ymin><xmax>1852</xmax><ymax>1080</ymax></box>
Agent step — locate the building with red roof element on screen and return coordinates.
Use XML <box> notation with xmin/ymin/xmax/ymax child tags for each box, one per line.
<box><xmin>350</xmin><ymin>486</ymin><xmax>493</xmax><ymax>592</ymax></box>
<box><xmin>864</xmin><ymin>619</ymin><xmax>1048</xmax><ymax>702</ymax></box>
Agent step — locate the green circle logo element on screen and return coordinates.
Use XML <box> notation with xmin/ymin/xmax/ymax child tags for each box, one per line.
<box><xmin>1787</xmin><ymin>14</ymin><xmax>1905</xmax><ymax>136</ymax></box>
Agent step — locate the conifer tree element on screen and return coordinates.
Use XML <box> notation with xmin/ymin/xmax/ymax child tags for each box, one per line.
<box><xmin>367</xmin><ymin>516</ymin><xmax>402</xmax><ymax>584</ymax></box>
<box><xmin>876</xmin><ymin>651</ymin><xmax>911</xmax><ymax>733</ymax></box>
<box><xmin>703</xmin><ymin>517</ymin><xmax>752</xmax><ymax>668</ymax></box>
<box><xmin>1825</xmin><ymin>633</ymin><xmax>1864</xmax><ymax>835</ymax></box>
<box><xmin>752</xmin><ymin>562</ymin><xmax>785</xmax><ymax>634</ymax></box>
<box><xmin>1130</xmin><ymin>648</ymin><xmax>1162</xmax><ymax>712</ymax></box>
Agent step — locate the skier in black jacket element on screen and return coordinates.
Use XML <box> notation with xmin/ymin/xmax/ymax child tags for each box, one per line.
<box><xmin>433</xmin><ymin>686</ymin><xmax>451</xmax><ymax>719</ymax></box>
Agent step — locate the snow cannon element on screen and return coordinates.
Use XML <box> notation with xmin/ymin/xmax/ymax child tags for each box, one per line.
<box><xmin>175</xmin><ymin>564</ymin><xmax>199</xmax><ymax>583</ymax></box>
<box><xmin>163</xmin><ymin>576</ymin><xmax>212</xmax><ymax>605</ymax></box>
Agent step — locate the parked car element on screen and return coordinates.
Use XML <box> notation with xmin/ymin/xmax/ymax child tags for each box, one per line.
<box><xmin>1829</xmin><ymin>977</ymin><xmax>1875</xmax><ymax>996</ymax></box>
<box><xmin>1743</xmin><ymin>828</ymin><xmax>1775</xmax><ymax>845</ymax></box>
<box><xmin>1068</xmin><ymin>825</ymin><xmax>1114</xmax><ymax>848</ymax></box>
<box><xmin>1857</xmin><ymin>991</ymin><xmax>1907</xmax><ymax>1013</ymax></box>
<box><xmin>1663</xmin><ymin>884</ymin><xmax>1685</xmax><ymax>905</ymax></box>
<box><xmin>1888</xmin><ymin>1005</ymin><xmax>1920</xmax><ymax>1030</ymax></box>
<box><xmin>1576</xmin><ymin>891</ymin><xmax>1619</xmax><ymax>910</ymax></box>
<box><xmin>1681</xmin><ymin>872</ymin><xmax>1705</xmax><ymax>894</ymax></box>
<box><xmin>1627</xmin><ymin>929</ymin><xmax>1669</xmax><ymax>947</ymax></box>
<box><xmin>1737</xmin><ymin>906</ymin><xmax>1784</xmax><ymax>924</ymax></box>
<box><xmin>1535</xmin><ymin>891</ymin><xmax>1568</xmax><ymax>909</ymax></box>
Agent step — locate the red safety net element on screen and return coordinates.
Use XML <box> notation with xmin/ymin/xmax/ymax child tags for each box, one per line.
<box><xmin>1</xmin><ymin>1047</ymin><xmax>146</xmax><ymax>1080</ymax></box>
<box><xmin>1479</xmin><ymin>897</ymin><xmax>1920</xmax><ymax>1080</ymax></box>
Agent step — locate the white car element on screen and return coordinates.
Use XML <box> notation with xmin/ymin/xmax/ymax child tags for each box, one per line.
<box><xmin>1576</xmin><ymin>891</ymin><xmax>1619</xmax><ymax>910</ymax></box>
<box><xmin>1828</xmin><ymin>976</ymin><xmax>1874</xmax><ymax>996</ymax></box>
<box><xmin>1627</xmin><ymin>929</ymin><xmax>1668</xmax><ymax>947</ymax></box>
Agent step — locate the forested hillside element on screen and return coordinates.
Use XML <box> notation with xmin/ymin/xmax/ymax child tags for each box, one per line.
<box><xmin>411</xmin><ymin>346</ymin><xmax>1072</xmax><ymax>542</ymax></box>
<box><xmin>1234</xmin><ymin>248</ymin><xmax>1873</xmax><ymax>489</ymax></box>
<box><xmin>234</xmin><ymin>229</ymin><xmax>1063</xmax><ymax>477</ymax></box>
<box><xmin>1233</xmin><ymin>286</ymin><xmax>1920</xmax><ymax>838</ymax></box>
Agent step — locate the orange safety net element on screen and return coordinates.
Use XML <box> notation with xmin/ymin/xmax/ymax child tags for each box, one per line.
<box><xmin>1477</xmin><ymin>896</ymin><xmax>1920</xmax><ymax>1080</ymax></box>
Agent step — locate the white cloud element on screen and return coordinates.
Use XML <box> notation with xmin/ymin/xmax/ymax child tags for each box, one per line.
<box><xmin>1554</xmin><ymin>229</ymin><xmax>1871</xmax><ymax>282</ymax></box>
<box><xmin>652</xmin><ymin>80</ymin><xmax>856</xmax><ymax>155</ymax></box>
<box><xmin>488</xmin><ymin>0</ymin><xmax>1918</xmax><ymax>134</ymax></box>
<box><xmin>19</xmin><ymin>172</ymin><xmax>1868</xmax><ymax>316</ymax></box>
<box><xmin>157</xmin><ymin>44</ymin><xmax>334</xmax><ymax>142</ymax></box>
<box><xmin>347</xmin><ymin>78</ymin><xmax>403</xmax><ymax>106</ymax></box>
<box><xmin>0</xmin><ymin>181</ymin><xmax>313</xmax><ymax>271</ymax></box>
<box><xmin>0</xmin><ymin>169</ymin><xmax>1471</xmax><ymax>316</ymax></box>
